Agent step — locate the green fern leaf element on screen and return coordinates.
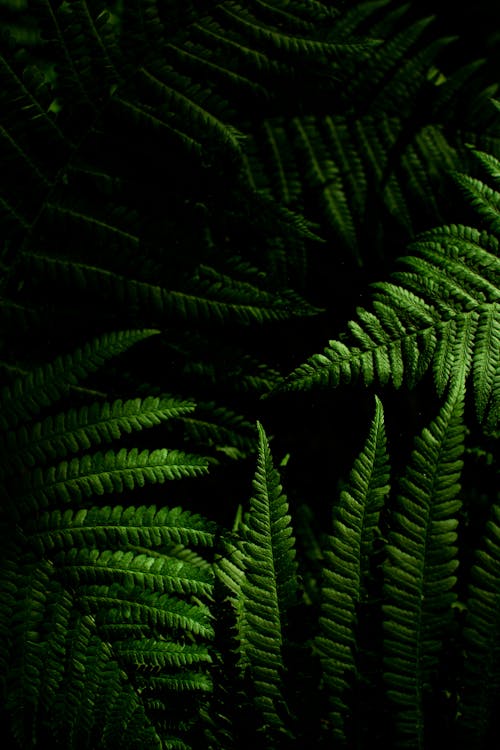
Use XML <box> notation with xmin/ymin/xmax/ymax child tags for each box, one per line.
<box><xmin>459</xmin><ymin>501</ymin><xmax>500</xmax><ymax>744</ymax></box>
<box><xmin>0</xmin><ymin>329</ymin><xmax>160</xmax><ymax>430</ymax></box>
<box><xmin>81</xmin><ymin>584</ymin><xmax>214</xmax><ymax>639</ymax></box>
<box><xmin>3</xmin><ymin>561</ymin><xmax>52</xmax><ymax>747</ymax></box>
<box><xmin>316</xmin><ymin>395</ymin><xmax>389</xmax><ymax>743</ymax></box>
<box><xmin>113</xmin><ymin>639</ymin><xmax>212</xmax><ymax>669</ymax></box>
<box><xmin>136</xmin><ymin>671</ymin><xmax>212</xmax><ymax>693</ymax></box>
<box><xmin>26</xmin><ymin>504</ymin><xmax>215</xmax><ymax>552</ymax></box>
<box><xmin>23</xmin><ymin>254</ymin><xmax>319</xmax><ymax>325</ymax></box>
<box><xmin>383</xmin><ymin>385</ymin><xmax>465</xmax><ymax>747</ymax></box>
<box><xmin>236</xmin><ymin>421</ymin><xmax>298</xmax><ymax>734</ymax></box>
<box><xmin>56</xmin><ymin>548</ymin><xmax>213</xmax><ymax>597</ymax></box>
<box><xmin>2</xmin><ymin>396</ymin><xmax>196</xmax><ymax>476</ymax></box>
<box><xmin>218</xmin><ymin>2</ymin><xmax>378</xmax><ymax>60</ymax></box>
<box><xmin>48</xmin><ymin>611</ymin><xmax>162</xmax><ymax>750</ymax></box>
<box><xmin>282</xmin><ymin>150</ymin><xmax>500</xmax><ymax>426</ymax></box>
<box><xmin>17</xmin><ymin>447</ymin><xmax>208</xmax><ymax>512</ymax></box>
<box><xmin>139</xmin><ymin>65</ymin><xmax>245</xmax><ymax>157</ymax></box>
<box><xmin>454</xmin><ymin>157</ymin><xmax>500</xmax><ymax>235</ymax></box>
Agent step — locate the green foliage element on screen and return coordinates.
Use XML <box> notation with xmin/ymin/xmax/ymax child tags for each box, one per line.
<box><xmin>284</xmin><ymin>147</ymin><xmax>500</xmax><ymax>431</ymax></box>
<box><xmin>383</xmin><ymin>384</ymin><xmax>465</xmax><ymax>748</ymax></box>
<box><xmin>0</xmin><ymin>333</ymin><xmax>214</xmax><ymax>749</ymax></box>
<box><xmin>1</xmin><ymin>1</ymin><xmax>500</xmax><ymax>749</ymax></box>
<box><xmin>316</xmin><ymin>395</ymin><xmax>389</xmax><ymax>743</ymax></box>
<box><xmin>226</xmin><ymin>422</ymin><xmax>298</xmax><ymax>738</ymax></box>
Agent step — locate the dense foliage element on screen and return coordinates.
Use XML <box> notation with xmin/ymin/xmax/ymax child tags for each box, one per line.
<box><xmin>1</xmin><ymin>1</ymin><xmax>499</xmax><ymax>748</ymax></box>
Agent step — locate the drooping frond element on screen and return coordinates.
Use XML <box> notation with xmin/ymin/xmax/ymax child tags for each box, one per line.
<box><xmin>316</xmin><ymin>395</ymin><xmax>390</xmax><ymax>744</ymax></box>
<box><xmin>216</xmin><ymin>1</ymin><xmax>378</xmax><ymax>62</ymax></box>
<box><xmin>282</xmin><ymin>148</ymin><xmax>500</xmax><ymax>428</ymax></box>
<box><xmin>382</xmin><ymin>385</ymin><xmax>465</xmax><ymax>748</ymax></box>
<box><xmin>79</xmin><ymin>583</ymin><xmax>214</xmax><ymax>640</ymax></box>
<box><xmin>14</xmin><ymin>447</ymin><xmax>208</xmax><ymax>512</ymax></box>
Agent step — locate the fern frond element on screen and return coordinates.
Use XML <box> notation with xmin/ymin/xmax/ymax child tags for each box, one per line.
<box><xmin>26</xmin><ymin>504</ymin><xmax>215</xmax><ymax>552</ymax></box>
<box><xmin>57</xmin><ymin>548</ymin><xmax>213</xmax><ymax>597</ymax></box>
<box><xmin>0</xmin><ymin>329</ymin><xmax>160</xmax><ymax>430</ymax></box>
<box><xmin>136</xmin><ymin>670</ymin><xmax>212</xmax><ymax>693</ymax></box>
<box><xmin>17</xmin><ymin>447</ymin><xmax>209</xmax><ymax>512</ymax></box>
<box><xmin>383</xmin><ymin>385</ymin><xmax>465</xmax><ymax>747</ymax></box>
<box><xmin>139</xmin><ymin>65</ymin><xmax>245</xmax><ymax>157</ymax></box>
<box><xmin>459</xmin><ymin>500</ymin><xmax>500</xmax><ymax>745</ymax></box>
<box><xmin>23</xmin><ymin>253</ymin><xmax>319</xmax><ymax>325</ymax></box>
<box><xmin>218</xmin><ymin>1</ymin><xmax>378</xmax><ymax>60</ymax></box>
<box><xmin>2</xmin><ymin>396</ymin><xmax>196</xmax><ymax>476</ymax></box>
<box><xmin>348</xmin><ymin>15</ymin><xmax>436</xmax><ymax>109</ymax></box>
<box><xmin>3</xmin><ymin>560</ymin><xmax>52</xmax><ymax>747</ymax></box>
<box><xmin>80</xmin><ymin>584</ymin><xmax>214</xmax><ymax>639</ymax></box>
<box><xmin>48</xmin><ymin>611</ymin><xmax>162</xmax><ymax>750</ymax></box>
<box><xmin>454</xmin><ymin>148</ymin><xmax>500</xmax><ymax>234</ymax></box>
<box><xmin>236</xmin><ymin>421</ymin><xmax>298</xmax><ymax>735</ymax></box>
<box><xmin>113</xmin><ymin>639</ymin><xmax>212</xmax><ymax>669</ymax></box>
<box><xmin>316</xmin><ymin>395</ymin><xmax>389</xmax><ymax>744</ymax></box>
<box><xmin>282</xmin><ymin>150</ymin><xmax>500</xmax><ymax>426</ymax></box>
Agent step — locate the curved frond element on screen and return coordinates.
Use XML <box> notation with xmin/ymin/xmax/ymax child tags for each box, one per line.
<box><xmin>22</xmin><ymin>253</ymin><xmax>319</xmax><ymax>325</ymax></box>
<box><xmin>113</xmin><ymin>638</ymin><xmax>212</xmax><ymax>669</ymax></box>
<box><xmin>26</xmin><ymin>504</ymin><xmax>215</xmax><ymax>552</ymax></box>
<box><xmin>80</xmin><ymin>584</ymin><xmax>214</xmax><ymax>639</ymax></box>
<box><xmin>56</xmin><ymin>547</ymin><xmax>213</xmax><ymax>597</ymax></box>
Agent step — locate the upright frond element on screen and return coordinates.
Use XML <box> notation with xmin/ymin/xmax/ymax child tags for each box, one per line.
<box><xmin>236</xmin><ymin>421</ymin><xmax>298</xmax><ymax>737</ymax></box>
<box><xmin>316</xmin><ymin>395</ymin><xmax>390</xmax><ymax>744</ymax></box>
<box><xmin>459</xmin><ymin>500</ymin><xmax>500</xmax><ymax>746</ymax></box>
<box><xmin>383</xmin><ymin>385</ymin><xmax>465</xmax><ymax>748</ymax></box>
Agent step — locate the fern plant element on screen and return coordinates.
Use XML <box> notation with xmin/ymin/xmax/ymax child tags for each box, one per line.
<box><xmin>283</xmin><ymin>144</ymin><xmax>500</xmax><ymax>432</ymax></box>
<box><xmin>1</xmin><ymin>1</ymin><xmax>500</xmax><ymax>749</ymax></box>
<box><xmin>0</xmin><ymin>329</ymin><xmax>215</xmax><ymax>749</ymax></box>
